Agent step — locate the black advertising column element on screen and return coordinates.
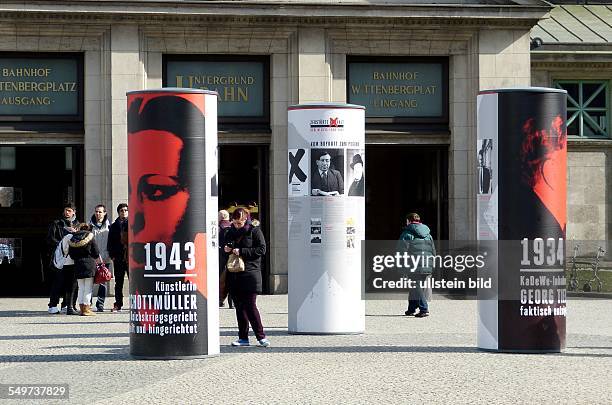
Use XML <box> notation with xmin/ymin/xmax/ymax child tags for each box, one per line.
<box><xmin>477</xmin><ymin>88</ymin><xmax>567</xmax><ymax>353</ymax></box>
<box><xmin>127</xmin><ymin>89</ymin><xmax>219</xmax><ymax>359</ymax></box>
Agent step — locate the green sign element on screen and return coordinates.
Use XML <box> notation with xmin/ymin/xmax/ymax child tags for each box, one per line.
<box><xmin>348</xmin><ymin>62</ymin><xmax>444</xmax><ymax>118</ymax></box>
<box><xmin>165</xmin><ymin>60</ymin><xmax>265</xmax><ymax>117</ymax></box>
<box><xmin>0</xmin><ymin>58</ymin><xmax>79</xmax><ymax>116</ymax></box>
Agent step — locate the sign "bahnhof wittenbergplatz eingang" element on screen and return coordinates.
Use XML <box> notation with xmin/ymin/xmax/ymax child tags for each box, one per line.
<box><xmin>347</xmin><ymin>59</ymin><xmax>446</xmax><ymax>119</ymax></box>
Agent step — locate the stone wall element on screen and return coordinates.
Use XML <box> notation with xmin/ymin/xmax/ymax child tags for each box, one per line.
<box><xmin>532</xmin><ymin>61</ymin><xmax>612</xmax><ymax>244</ymax></box>
<box><xmin>567</xmin><ymin>149</ymin><xmax>610</xmax><ymax>241</ymax></box>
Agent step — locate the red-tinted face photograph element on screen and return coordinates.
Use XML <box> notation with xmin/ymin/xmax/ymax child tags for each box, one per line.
<box><xmin>129</xmin><ymin>129</ymin><xmax>189</xmax><ymax>248</ymax></box>
<box><xmin>520</xmin><ymin>115</ymin><xmax>567</xmax><ymax>231</ymax></box>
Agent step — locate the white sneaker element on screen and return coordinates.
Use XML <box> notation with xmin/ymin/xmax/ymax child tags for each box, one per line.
<box><xmin>48</xmin><ymin>306</ymin><xmax>60</xmax><ymax>314</ymax></box>
<box><xmin>257</xmin><ymin>338</ymin><xmax>270</xmax><ymax>348</ymax></box>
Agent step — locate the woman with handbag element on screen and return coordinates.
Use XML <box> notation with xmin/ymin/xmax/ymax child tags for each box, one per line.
<box><xmin>68</xmin><ymin>223</ymin><xmax>100</xmax><ymax>316</ymax></box>
<box><xmin>218</xmin><ymin>209</ymin><xmax>233</xmax><ymax>309</ymax></box>
<box><xmin>223</xmin><ymin>208</ymin><xmax>270</xmax><ymax>347</ymax></box>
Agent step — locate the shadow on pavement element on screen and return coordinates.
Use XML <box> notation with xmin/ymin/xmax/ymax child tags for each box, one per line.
<box><xmin>42</xmin><ymin>344</ymin><xmax>127</xmax><ymax>349</ymax></box>
<box><xmin>0</xmin><ymin>352</ymin><xmax>131</xmax><ymax>363</ymax></box>
<box><xmin>220</xmin><ymin>330</ymin><xmax>289</xmax><ymax>337</ymax></box>
<box><xmin>0</xmin><ymin>346</ymin><xmax>609</xmax><ymax>362</ymax></box>
<box><xmin>220</xmin><ymin>345</ymin><xmax>481</xmax><ymax>354</ymax></box>
<box><xmin>366</xmin><ymin>314</ymin><xmax>410</xmax><ymax>317</ymax></box>
<box><xmin>0</xmin><ymin>333</ymin><xmax>128</xmax><ymax>340</ymax></box>
<box><xmin>221</xmin><ymin>345</ymin><xmax>612</xmax><ymax>358</ymax></box>
<box><xmin>0</xmin><ymin>311</ymin><xmax>54</xmax><ymax>318</ymax></box>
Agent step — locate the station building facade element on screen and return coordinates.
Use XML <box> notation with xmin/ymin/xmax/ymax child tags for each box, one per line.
<box><xmin>530</xmin><ymin>3</ymin><xmax>612</xmax><ymax>252</ymax></box>
<box><xmin>0</xmin><ymin>1</ymin><xmax>608</xmax><ymax>296</ymax></box>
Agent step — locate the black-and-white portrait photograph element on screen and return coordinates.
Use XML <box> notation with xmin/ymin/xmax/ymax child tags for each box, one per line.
<box><xmin>478</xmin><ymin>139</ymin><xmax>493</xmax><ymax>194</ymax></box>
<box><xmin>310</xmin><ymin>149</ymin><xmax>344</xmax><ymax>196</ymax></box>
<box><xmin>346</xmin><ymin>149</ymin><xmax>365</xmax><ymax>197</ymax></box>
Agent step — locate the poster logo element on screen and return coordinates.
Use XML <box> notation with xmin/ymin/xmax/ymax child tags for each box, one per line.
<box><xmin>309</xmin><ymin>117</ymin><xmax>344</xmax><ymax>132</ymax></box>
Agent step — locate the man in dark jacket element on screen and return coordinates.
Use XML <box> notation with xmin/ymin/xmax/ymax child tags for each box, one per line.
<box><xmin>107</xmin><ymin>203</ymin><xmax>128</xmax><ymax>312</ymax></box>
<box><xmin>348</xmin><ymin>153</ymin><xmax>364</xmax><ymax>197</ymax></box>
<box><xmin>399</xmin><ymin>212</ymin><xmax>436</xmax><ymax>318</ymax></box>
<box><xmin>46</xmin><ymin>203</ymin><xmax>79</xmax><ymax>314</ymax></box>
<box><xmin>311</xmin><ymin>151</ymin><xmax>344</xmax><ymax>196</ymax></box>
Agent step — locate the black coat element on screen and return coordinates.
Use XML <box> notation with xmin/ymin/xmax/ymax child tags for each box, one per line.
<box><xmin>223</xmin><ymin>224</ymin><xmax>266</xmax><ymax>294</ymax></box>
<box><xmin>348</xmin><ymin>177</ymin><xmax>364</xmax><ymax>196</ymax></box>
<box><xmin>108</xmin><ymin>218</ymin><xmax>128</xmax><ymax>263</ymax></box>
<box><xmin>68</xmin><ymin>231</ymin><xmax>100</xmax><ymax>279</ymax></box>
<box><xmin>46</xmin><ymin>216</ymin><xmax>79</xmax><ymax>256</ymax></box>
<box><xmin>311</xmin><ymin>168</ymin><xmax>344</xmax><ymax>195</ymax></box>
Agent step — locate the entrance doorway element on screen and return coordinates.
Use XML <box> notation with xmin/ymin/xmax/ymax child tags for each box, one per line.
<box><xmin>0</xmin><ymin>145</ymin><xmax>84</xmax><ymax>297</ymax></box>
<box><xmin>365</xmin><ymin>145</ymin><xmax>448</xmax><ymax>240</ymax></box>
<box><xmin>218</xmin><ymin>145</ymin><xmax>270</xmax><ymax>292</ymax></box>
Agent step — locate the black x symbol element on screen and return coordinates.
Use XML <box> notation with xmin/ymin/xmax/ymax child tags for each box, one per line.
<box><xmin>289</xmin><ymin>149</ymin><xmax>307</xmax><ymax>183</ymax></box>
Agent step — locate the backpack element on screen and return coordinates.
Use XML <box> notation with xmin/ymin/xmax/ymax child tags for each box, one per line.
<box><xmin>51</xmin><ymin>235</ymin><xmax>71</xmax><ymax>270</ymax></box>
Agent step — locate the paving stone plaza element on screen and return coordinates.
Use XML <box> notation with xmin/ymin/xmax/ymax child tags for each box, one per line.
<box><xmin>0</xmin><ymin>295</ymin><xmax>610</xmax><ymax>404</ymax></box>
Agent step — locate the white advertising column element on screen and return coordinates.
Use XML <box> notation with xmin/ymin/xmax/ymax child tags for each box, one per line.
<box><xmin>287</xmin><ymin>103</ymin><xmax>366</xmax><ymax>334</ymax></box>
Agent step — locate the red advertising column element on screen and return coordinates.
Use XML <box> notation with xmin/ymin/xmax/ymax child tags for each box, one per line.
<box><xmin>127</xmin><ymin>89</ymin><xmax>219</xmax><ymax>359</ymax></box>
<box><xmin>477</xmin><ymin>88</ymin><xmax>567</xmax><ymax>353</ymax></box>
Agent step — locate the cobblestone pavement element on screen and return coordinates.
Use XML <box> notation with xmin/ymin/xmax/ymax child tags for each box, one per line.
<box><xmin>0</xmin><ymin>296</ymin><xmax>610</xmax><ymax>404</ymax></box>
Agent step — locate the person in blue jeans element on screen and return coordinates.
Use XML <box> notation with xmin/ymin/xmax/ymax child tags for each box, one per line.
<box><xmin>399</xmin><ymin>212</ymin><xmax>436</xmax><ymax>318</ymax></box>
<box><xmin>406</xmin><ymin>274</ymin><xmax>429</xmax><ymax>316</ymax></box>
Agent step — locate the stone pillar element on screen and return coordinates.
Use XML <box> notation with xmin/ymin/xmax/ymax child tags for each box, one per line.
<box><xmin>100</xmin><ymin>24</ymin><xmax>143</xmax><ymax>298</ymax></box>
<box><xmin>109</xmin><ymin>25</ymin><xmax>143</xmax><ymax>218</ymax></box>
<box><xmin>269</xmin><ymin>27</ymin><xmax>331</xmax><ymax>293</ymax></box>
<box><xmin>449</xmin><ymin>51</ymin><xmax>472</xmax><ymax>240</ymax></box>
<box><xmin>82</xmin><ymin>30</ymin><xmax>109</xmax><ymax>218</ymax></box>
<box><xmin>269</xmin><ymin>52</ymin><xmax>292</xmax><ymax>293</ymax></box>
<box><xmin>298</xmin><ymin>28</ymin><xmax>330</xmax><ymax>103</ymax></box>
<box><xmin>455</xmin><ymin>27</ymin><xmax>532</xmax><ymax>240</ymax></box>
